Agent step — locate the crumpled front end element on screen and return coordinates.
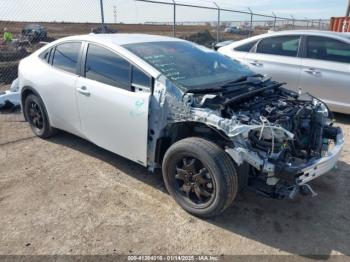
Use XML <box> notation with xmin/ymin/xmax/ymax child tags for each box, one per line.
<box><xmin>186</xmin><ymin>82</ymin><xmax>344</xmax><ymax>198</ymax></box>
<box><xmin>149</xmin><ymin>76</ymin><xmax>344</xmax><ymax>199</ymax></box>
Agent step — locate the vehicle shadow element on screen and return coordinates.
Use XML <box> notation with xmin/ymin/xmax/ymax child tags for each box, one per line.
<box><xmin>49</xmin><ymin>131</ymin><xmax>350</xmax><ymax>258</ymax></box>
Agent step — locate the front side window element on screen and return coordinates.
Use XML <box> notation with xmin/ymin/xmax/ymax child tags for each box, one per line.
<box><xmin>124</xmin><ymin>41</ymin><xmax>252</xmax><ymax>91</ymax></box>
<box><xmin>52</xmin><ymin>42</ymin><xmax>81</xmax><ymax>74</ymax></box>
<box><xmin>256</xmin><ymin>36</ymin><xmax>300</xmax><ymax>57</ymax></box>
<box><xmin>85</xmin><ymin>44</ymin><xmax>131</xmax><ymax>90</ymax></box>
<box><xmin>306</xmin><ymin>36</ymin><xmax>350</xmax><ymax>63</ymax></box>
<box><xmin>234</xmin><ymin>41</ymin><xmax>257</xmax><ymax>52</ymax></box>
<box><xmin>132</xmin><ymin>66</ymin><xmax>151</xmax><ymax>88</ymax></box>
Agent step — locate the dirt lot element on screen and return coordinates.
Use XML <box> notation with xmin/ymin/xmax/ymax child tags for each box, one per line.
<box><xmin>0</xmin><ymin>104</ymin><xmax>349</xmax><ymax>257</ymax></box>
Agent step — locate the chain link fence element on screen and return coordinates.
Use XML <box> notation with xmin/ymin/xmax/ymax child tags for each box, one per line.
<box><xmin>0</xmin><ymin>0</ymin><xmax>330</xmax><ymax>90</ymax></box>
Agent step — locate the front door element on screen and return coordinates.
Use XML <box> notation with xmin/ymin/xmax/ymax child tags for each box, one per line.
<box><xmin>75</xmin><ymin>43</ymin><xmax>151</xmax><ymax>165</ymax></box>
<box><xmin>246</xmin><ymin>35</ymin><xmax>302</xmax><ymax>92</ymax></box>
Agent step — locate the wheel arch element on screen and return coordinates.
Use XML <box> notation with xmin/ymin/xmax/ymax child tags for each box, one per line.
<box><xmin>21</xmin><ymin>86</ymin><xmax>50</xmax><ymax>123</ymax></box>
<box><xmin>153</xmin><ymin>121</ymin><xmax>232</xmax><ymax>167</ymax></box>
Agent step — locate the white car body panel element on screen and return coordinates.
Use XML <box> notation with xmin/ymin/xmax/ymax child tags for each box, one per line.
<box><xmin>219</xmin><ymin>30</ymin><xmax>350</xmax><ymax>114</ymax></box>
<box><xmin>19</xmin><ymin>53</ymin><xmax>83</xmax><ymax>137</ymax></box>
<box><xmin>18</xmin><ymin>34</ymin><xmax>173</xmax><ymax>166</ymax></box>
<box><xmin>75</xmin><ymin>76</ymin><xmax>151</xmax><ymax>165</ymax></box>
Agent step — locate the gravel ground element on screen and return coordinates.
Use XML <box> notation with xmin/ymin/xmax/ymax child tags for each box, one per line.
<box><xmin>0</xmin><ymin>110</ymin><xmax>349</xmax><ymax>257</ymax></box>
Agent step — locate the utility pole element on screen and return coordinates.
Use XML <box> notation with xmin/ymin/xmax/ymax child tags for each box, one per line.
<box><xmin>290</xmin><ymin>14</ymin><xmax>295</xmax><ymax>29</ymax></box>
<box><xmin>213</xmin><ymin>1</ymin><xmax>220</xmax><ymax>43</ymax></box>
<box><xmin>346</xmin><ymin>0</ymin><xmax>350</xmax><ymax>16</ymax></box>
<box><xmin>248</xmin><ymin>7</ymin><xmax>253</xmax><ymax>37</ymax></box>
<box><xmin>172</xmin><ymin>0</ymin><xmax>176</xmax><ymax>37</ymax></box>
<box><xmin>272</xmin><ymin>12</ymin><xmax>277</xmax><ymax>31</ymax></box>
<box><xmin>100</xmin><ymin>0</ymin><xmax>105</xmax><ymax>32</ymax></box>
<box><xmin>113</xmin><ymin>5</ymin><xmax>117</xmax><ymax>23</ymax></box>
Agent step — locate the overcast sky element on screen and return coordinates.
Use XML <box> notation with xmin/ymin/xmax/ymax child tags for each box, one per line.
<box><xmin>0</xmin><ymin>0</ymin><xmax>348</xmax><ymax>23</ymax></box>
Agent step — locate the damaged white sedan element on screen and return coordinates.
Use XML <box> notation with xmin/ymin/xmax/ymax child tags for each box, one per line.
<box><xmin>18</xmin><ymin>34</ymin><xmax>344</xmax><ymax>217</ymax></box>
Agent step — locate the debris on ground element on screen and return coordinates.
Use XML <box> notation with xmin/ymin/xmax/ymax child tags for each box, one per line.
<box><xmin>91</xmin><ymin>25</ymin><xmax>118</xmax><ymax>34</ymax></box>
<box><xmin>0</xmin><ymin>78</ymin><xmax>20</xmax><ymax>110</ymax></box>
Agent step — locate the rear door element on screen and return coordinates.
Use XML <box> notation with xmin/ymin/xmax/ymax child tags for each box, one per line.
<box><xmin>245</xmin><ymin>35</ymin><xmax>302</xmax><ymax>91</ymax></box>
<box><xmin>75</xmin><ymin>43</ymin><xmax>152</xmax><ymax>165</ymax></box>
<box><xmin>43</xmin><ymin>41</ymin><xmax>83</xmax><ymax>136</ymax></box>
<box><xmin>299</xmin><ymin>36</ymin><xmax>350</xmax><ymax>113</ymax></box>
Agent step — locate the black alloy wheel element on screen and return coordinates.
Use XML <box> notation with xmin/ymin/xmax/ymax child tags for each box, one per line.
<box><xmin>162</xmin><ymin>137</ymin><xmax>238</xmax><ymax>218</ymax></box>
<box><xmin>27</xmin><ymin>100</ymin><xmax>44</xmax><ymax>132</ymax></box>
<box><xmin>24</xmin><ymin>94</ymin><xmax>57</xmax><ymax>138</ymax></box>
<box><xmin>174</xmin><ymin>157</ymin><xmax>215</xmax><ymax>207</ymax></box>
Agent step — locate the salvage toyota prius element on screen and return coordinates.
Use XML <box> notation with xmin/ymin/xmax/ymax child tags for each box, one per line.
<box><xmin>18</xmin><ymin>34</ymin><xmax>344</xmax><ymax>217</ymax></box>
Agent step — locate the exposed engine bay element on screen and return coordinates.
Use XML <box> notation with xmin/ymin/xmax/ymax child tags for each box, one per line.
<box><xmin>224</xmin><ymin>86</ymin><xmax>338</xmax><ymax>161</ymax></box>
<box><xmin>185</xmin><ymin>79</ymin><xmax>343</xmax><ymax>199</ymax></box>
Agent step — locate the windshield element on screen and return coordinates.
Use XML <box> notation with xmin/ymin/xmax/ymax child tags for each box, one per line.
<box><xmin>123</xmin><ymin>41</ymin><xmax>252</xmax><ymax>90</ymax></box>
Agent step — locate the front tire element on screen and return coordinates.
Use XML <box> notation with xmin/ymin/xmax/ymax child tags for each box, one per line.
<box><xmin>162</xmin><ymin>137</ymin><xmax>238</xmax><ymax>218</ymax></box>
<box><xmin>24</xmin><ymin>94</ymin><xmax>56</xmax><ymax>138</ymax></box>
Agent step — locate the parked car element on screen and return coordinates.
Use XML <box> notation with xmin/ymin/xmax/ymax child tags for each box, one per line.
<box><xmin>224</xmin><ymin>26</ymin><xmax>251</xmax><ymax>35</ymax></box>
<box><xmin>18</xmin><ymin>34</ymin><xmax>344</xmax><ymax>217</ymax></box>
<box><xmin>218</xmin><ymin>30</ymin><xmax>350</xmax><ymax>114</ymax></box>
<box><xmin>22</xmin><ymin>24</ymin><xmax>47</xmax><ymax>42</ymax></box>
<box><xmin>224</xmin><ymin>27</ymin><xmax>241</xmax><ymax>34</ymax></box>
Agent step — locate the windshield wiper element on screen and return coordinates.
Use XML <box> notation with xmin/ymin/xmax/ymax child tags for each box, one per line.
<box><xmin>220</xmin><ymin>74</ymin><xmax>264</xmax><ymax>88</ymax></box>
<box><xmin>183</xmin><ymin>74</ymin><xmax>265</xmax><ymax>95</ymax></box>
<box><xmin>184</xmin><ymin>87</ymin><xmax>225</xmax><ymax>95</ymax></box>
<box><xmin>223</xmin><ymin>82</ymin><xmax>285</xmax><ymax>106</ymax></box>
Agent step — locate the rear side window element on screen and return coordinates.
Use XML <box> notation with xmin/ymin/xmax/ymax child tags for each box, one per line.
<box><xmin>85</xmin><ymin>44</ymin><xmax>131</xmax><ymax>90</ymax></box>
<box><xmin>306</xmin><ymin>36</ymin><xmax>350</xmax><ymax>63</ymax></box>
<box><xmin>256</xmin><ymin>36</ymin><xmax>300</xmax><ymax>57</ymax></box>
<box><xmin>52</xmin><ymin>42</ymin><xmax>81</xmax><ymax>74</ymax></box>
<box><xmin>234</xmin><ymin>41</ymin><xmax>257</xmax><ymax>52</ymax></box>
<box><xmin>39</xmin><ymin>48</ymin><xmax>51</xmax><ymax>63</ymax></box>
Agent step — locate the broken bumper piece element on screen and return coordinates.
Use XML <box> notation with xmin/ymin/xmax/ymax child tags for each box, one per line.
<box><xmin>226</xmin><ymin>129</ymin><xmax>344</xmax><ymax>186</ymax></box>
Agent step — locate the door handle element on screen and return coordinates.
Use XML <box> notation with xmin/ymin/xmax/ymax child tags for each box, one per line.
<box><xmin>77</xmin><ymin>86</ymin><xmax>91</xmax><ymax>96</ymax></box>
<box><xmin>303</xmin><ymin>68</ymin><xmax>321</xmax><ymax>76</ymax></box>
<box><xmin>250</xmin><ymin>61</ymin><xmax>263</xmax><ymax>67</ymax></box>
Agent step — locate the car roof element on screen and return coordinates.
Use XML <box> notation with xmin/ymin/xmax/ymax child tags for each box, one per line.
<box><xmin>39</xmin><ymin>33</ymin><xmax>188</xmax><ymax>79</ymax></box>
<box><xmin>266</xmin><ymin>30</ymin><xmax>350</xmax><ymax>38</ymax></box>
<box><xmin>223</xmin><ymin>30</ymin><xmax>350</xmax><ymax>49</ymax></box>
<box><xmin>59</xmin><ymin>33</ymin><xmax>185</xmax><ymax>46</ymax></box>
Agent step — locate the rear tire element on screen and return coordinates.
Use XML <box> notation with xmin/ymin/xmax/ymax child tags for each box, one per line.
<box><xmin>162</xmin><ymin>137</ymin><xmax>238</xmax><ymax>218</ymax></box>
<box><xmin>24</xmin><ymin>94</ymin><xmax>57</xmax><ymax>138</ymax></box>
